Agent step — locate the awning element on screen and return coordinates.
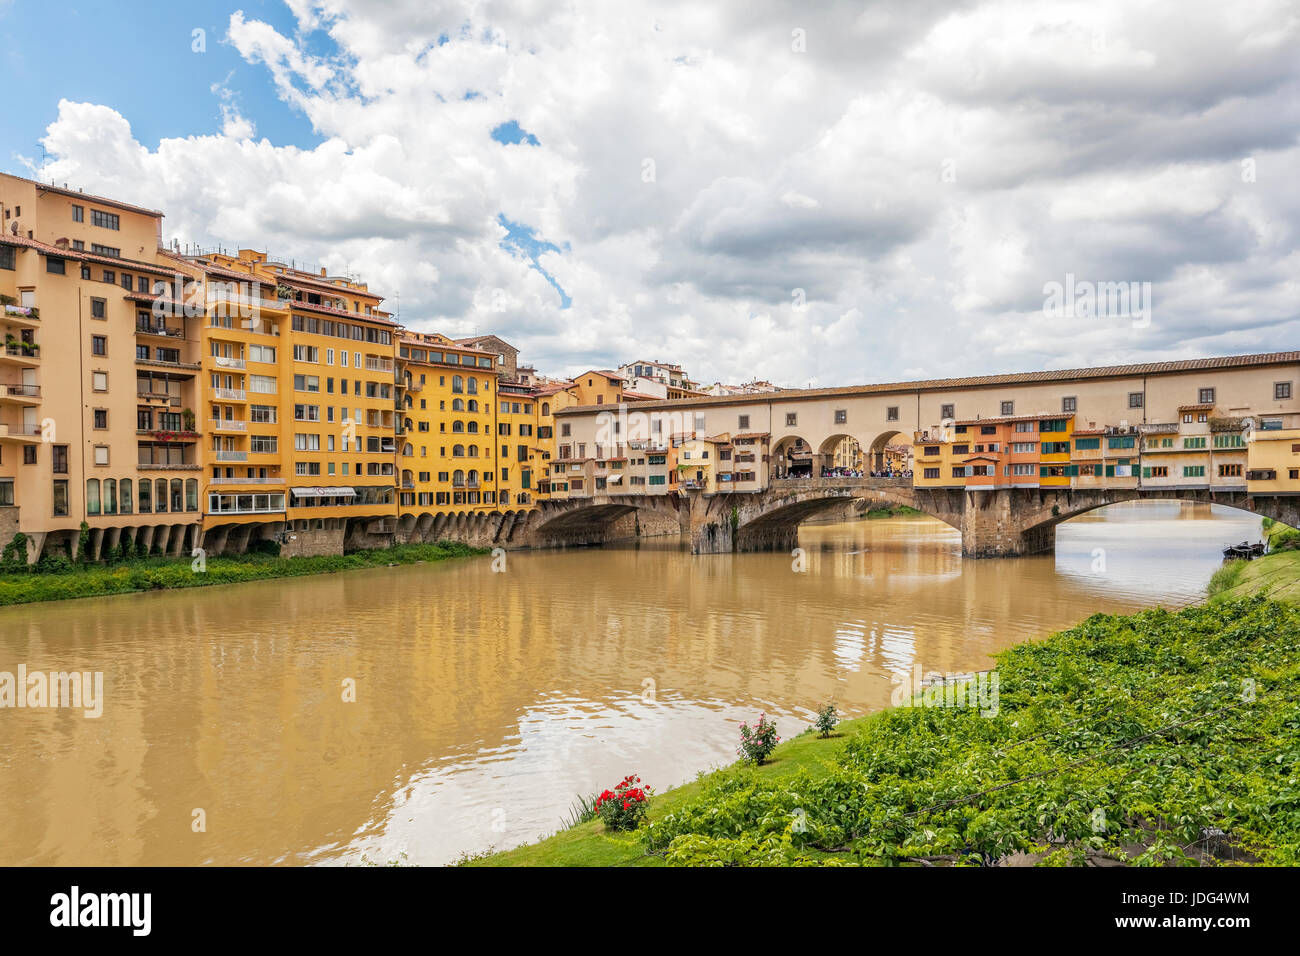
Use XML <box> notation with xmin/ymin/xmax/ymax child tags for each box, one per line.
<box><xmin>291</xmin><ymin>486</ymin><xmax>357</xmax><ymax>498</ymax></box>
<box><xmin>607</xmin><ymin>473</ymin><xmax>623</xmax><ymax>484</ymax></box>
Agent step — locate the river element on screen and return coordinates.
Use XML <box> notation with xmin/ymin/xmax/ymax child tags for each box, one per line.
<box><xmin>0</xmin><ymin>501</ymin><xmax>1263</xmax><ymax>865</ymax></box>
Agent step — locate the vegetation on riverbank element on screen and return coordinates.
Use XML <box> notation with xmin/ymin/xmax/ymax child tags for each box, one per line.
<box><xmin>863</xmin><ymin>504</ymin><xmax>924</xmax><ymax>519</ymax></box>
<box><xmin>475</xmin><ymin>593</ymin><xmax>1300</xmax><ymax>866</ymax></box>
<box><xmin>0</xmin><ymin>540</ymin><xmax>487</xmax><ymax>607</ymax></box>
<box><xmin>1209</xmin><ymin>548</ymin><xmax>1300</xmax><ymax>605</ymax></box>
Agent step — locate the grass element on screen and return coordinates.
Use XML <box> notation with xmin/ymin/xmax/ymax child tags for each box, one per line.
<box><xmin>0</xmin><ymin>540</ymin><xmax>488</xmax><ymax>607</ymax></box>
<box><xmin>1209</xmin><ymin>548</ymin><xmax>1300</xmax><ymax>605</ymax></box>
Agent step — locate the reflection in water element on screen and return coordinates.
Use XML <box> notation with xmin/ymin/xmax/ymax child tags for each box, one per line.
<box><xmin>0</xmin><ymin>501</ymin><xmax>1261</xmax><ymax>865</ymax></box>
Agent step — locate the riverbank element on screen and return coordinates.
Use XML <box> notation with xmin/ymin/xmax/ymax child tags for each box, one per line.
<box><xmin>473</xmin><ymin>564</ymin><xmax>1300</xmax><ymax>866</ymax></box>
<box><xmin>0</xmin><ymin>540</ymin><xmax>488</xmax><ymax>607</ymax></box>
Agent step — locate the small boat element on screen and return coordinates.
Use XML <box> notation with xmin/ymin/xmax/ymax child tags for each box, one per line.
<box><xmin>1222</xmin><ymin>541</ymin><xmax>1268</xmax><ymax>560</ymax></box>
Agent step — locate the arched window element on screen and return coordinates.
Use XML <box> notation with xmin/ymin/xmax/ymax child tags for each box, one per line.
<box><xmin>468</xmin><ymin>445</ymin><xmax>479</xmax><ymax>458</ymax></box>
<box><xmin>452</xmin><ymin>420</ymin><xmax>465</xmax><ymax>433</ymax></box>
<box><xmin>103</xmin><ymin>478</ymin><xmax>117</xmax><ymax>515</ymax></box>
<box><xmin>468</xmin><ymin>469</ymin><xmax>479</xmax><ymax>483</ymax></box>
<box><xmin>185</xmin><ymin>479</ymin><xmax>198</xmax><ymax>511</ymax></box>
<box><xmin>119</xmin><ymin>478</ymin><xmax>133</xmax><ymax>515</ymax></box>
<box><xmin>467</xmin><ymin>378</ymin><xmax>478</xmax><ymax>394</ymax></box>
<box><xmin>452</xmin><ymin>444</ymin><xmax>465</xmax><ymax>457</ymax></box>
<box><xmin>403</xmin><ymin>443</ymin><xmax>414</xmax><ymax>457</ymax></box>
<box><xmin>453</xmin><ymin>469</ymin><xmax>465</xmax><ymax>485</ymax></box>
<box><xmin>542</xmin><ymin>403</ymin><xmax>550</xmax><ymax>416</ymax></box>
<box><xmin>402</xmin><ymin>469</ymin><xmax>414</xmax><ymax>485</ymax></box>
<box><xmin>86</xmin><ymin>479</ymin><xmax>101</xmax><ymax>516</ymax></box>
<box><xmin>155</xmin><ymin>479</ymin><xmax>169</xmax><ymax>513</ymax></box>
<box><xmin>452</xmin><ymin>398</ymin><xmax>464</xmax><ymax>411</ymax></box>
<box><xmin>171</xmin><ymin>479</ymin><xmax>183</xmax><ymax>513</ymax></box>
<box><xmin>138</xmin><ymin>479</ymin><xmax>152</xmax><ymax>514</ymax></box>
<box><xmin>452</xmin><ymin>375</ymin><xmax>464</xmax><ymax>393</ymax></box>
<box><xmin>467</xmin><ymin>421</ymin><xmax>478</xmax><ymax>433</ymax></box>
<box><xmin>467</xmin><ymin>399</ymin><xmax>479</xmax><ymax>412</ymax></box>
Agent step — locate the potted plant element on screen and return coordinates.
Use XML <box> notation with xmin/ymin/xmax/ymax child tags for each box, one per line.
<box><xmin>182</xmin><ymin>407</ymin><xmax>196</xmax><ymax>432</ymax></box>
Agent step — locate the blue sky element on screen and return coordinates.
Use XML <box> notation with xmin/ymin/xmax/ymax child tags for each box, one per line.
<box><xmin>0</xmin><ymin>0</ymin><xmax>323</xmax><ymax>172</ymax></box>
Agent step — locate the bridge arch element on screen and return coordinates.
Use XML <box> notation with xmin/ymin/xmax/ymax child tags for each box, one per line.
<box><xmin>867</xmin><ymin>429</ymin><xmax>909</xmax><ymax>474</ymax></box>
<box><xmin>771</xmin><ymin>435</ymin><xmax>815</xmax><ymax>479</ymax></box>
<box><xmin>816</xmin><ymin>432</ymin><xmax>867</xmax><ymax>474</ymax></box>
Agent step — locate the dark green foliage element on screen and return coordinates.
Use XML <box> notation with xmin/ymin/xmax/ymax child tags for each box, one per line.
<box><xmin>642</xmin><ymin>597</ymin><xmax>1300</xmax><ymax>866</ymax></box>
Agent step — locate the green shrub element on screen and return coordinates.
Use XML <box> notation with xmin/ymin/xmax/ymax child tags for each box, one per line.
<box><xmin>594</xmin><ymin>775</ymin><xmax>653</xmax><ymax>831</ymax></box>
<box><xmin>814</xmin><ymin>701</ymin><xmax>838</xmax><ymax>738</ymax></box>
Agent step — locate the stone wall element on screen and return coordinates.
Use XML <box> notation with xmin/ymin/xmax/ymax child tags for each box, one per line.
<box><xmin>281</xmin><ymin>526</ymin><xmax>346</xmax><ymax>558</ymax></box>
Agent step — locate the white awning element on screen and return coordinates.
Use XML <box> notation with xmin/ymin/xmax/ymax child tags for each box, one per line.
<box><xmin>607</xmin><ymin>473</ymin><xmax>623</xmax><ymax>484</ymax></box>
<box><xmin>291</xmin><ymin>486</ymin><xmax>357</xmax><ymax>498</ymax></box>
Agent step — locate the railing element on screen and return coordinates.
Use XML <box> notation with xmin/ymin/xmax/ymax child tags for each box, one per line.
<box><xmin>1</xmin><ymin>384</ymin><xmax>40</xmax><ymax>399</ymax></box>
<box><xmin>3</xmin><ymin>304</ymin><xmax>39</xmax><ymax>320</ymax></box>
<box><xmin>135</xmin><ymin>322</ymin><xmax>184</xmax><ymax>338</ymax></box>
<box><xmin>401</xmin><ymin>481</ymin><xmax>415</xmax><ymax>489</ymax></box>
<box><xmin>1</xmin><ymin>422</ymin><xmax>41</xmax><ymax>436</ymax></box>
<box><xmin>212</xmin><ymin>356</ymin><xmax>246</xmax><ymax>370</ymax></box>
<box><xmin>211</xmin><ymin>419</ymin><xmax>247</xmax><ymax>431</ymax></box>
<box><xmin>365</xmin><ymin>358</ymin><xmax>394</xmax><ymax>373</ymax></box>
<box><xmin>2</xmin><ymin>344</ymin><xmax>40</xmax><ymax>359</ymax></box>
<box><xmin>213</xmin><ymin>450</ymin><xmax>248</xmax><ymax>462</ymax></box>
<box><xmin>208</xmin><ymin>476</ymin><xmax>284</xmax><ymax>485</ymax></box>
<box><xmin>213</xmin><ymin>388</ymin><xmax>247</xmax><ymax>401</ymax></box>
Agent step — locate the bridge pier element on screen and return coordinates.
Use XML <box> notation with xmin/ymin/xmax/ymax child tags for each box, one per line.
<box><xmin>957</xmin><ymin>489</ymin><xmax>1055</xmax><ymax>557</ymax></box>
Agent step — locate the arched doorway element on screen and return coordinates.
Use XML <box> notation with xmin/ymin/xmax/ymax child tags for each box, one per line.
<box><xmin>817</xmin><ymin>433</ymin><xmax>865</xmax><ymax>475</ymax></box>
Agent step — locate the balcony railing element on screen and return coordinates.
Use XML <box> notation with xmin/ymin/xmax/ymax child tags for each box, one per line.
<box><xmin>212</xmin><ymin>356</ymin><xmax>246</xmax><ymax>370</ymax></box>
<box><xmin>208</xmin><ymin>476</ymin><xmax>284</xmax><ymax>485</ymax></box>
<box><xmin>1</xmin><ymin>384</ymin><xmax>40</xmax><ymax>399</ymax></box>
<box><xmin>213</xmin><ymin>388</ymin><xmax>247</xmax><ymax>401</ymax></box>
<box><xmin>365</xmin><ymin>358</ymin><xmax>394</xmax><ymax>373</ymax></box>
<box><xmin>213</xmin><ymin>450</ymin><xmax>248</xmax><ymax>462</ymax></box>
<box><xmin>1</xmin><ymin>422</ymin><xmax>41</xmax><ymax>436</ymax></box>
<box><xmin>2</xmin><ymin>344</ymin><xmax>40</xmax><ymax>360</ymax></box>
<box><xmin>135</xmin><ymin>321</ymin><xmax>184</xmax><ymax>338</ymax></box>
<box><xmin>2</xmin><ymin>303</ymin><xmax>39</xmax><ymax>321</ymax></box>
<box><xmin>211</xmin><ymin>419</ymin><xmax>247</xmax><ymax>431</ymax></box>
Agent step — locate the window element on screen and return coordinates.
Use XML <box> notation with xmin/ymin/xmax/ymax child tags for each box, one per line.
<box><xmin>1183</xmin><ymin>465</ymin><xmax>1206</xmax><ymax>478</ymax></box>
<box><xmin>1062</xmin><ymin>396</ymin><xmax>1076</xmax><ymax>413</ymax></box>
<box><xmin>91</xmin><ymin>334</ymin><xmax>107</xmax><ymax>356</ymax></box>
<box><xmin>940</xmin><ymin>403</ymin><xmax>954</xmax><ymax>420</ymax></box>
<box><xmin>835</xmin><ymin>409</ymin><xmax>847</xmax><ymax>424</ymax></box>
<box><xmin>1198</xmin><ymin>388</ymin><xmax>1216</xmax><ymax>405</ymax></box>
<box><xmin>1128</xmin><ymin>392</ymin><xmax>1144</xmax><ymax>408</ymax></box>
<box><xmin>47</xmin><ymin>257</ymin><xmax>66</xmax><ymax>275</ymax></box>
<box><xmin>91</xmin><ymin>209</ymin><xmax>120</xmax><ymax>230</ymax></box>
<box><xmin>0</xmin><ymin>479</ymin><xmax>11</xmax><ymax>507</ymax></box>
<box><xmin>1275</xmin><ymin>382</ymin><xmax>1292</xmax><ymax>400</ymax></box>
<box><xmin>1219</xmin><ymin>463</ymin><xmax>1243</xmax><ymax>477</ymax></box>
<box><xmin>738</xmin><ymin>414</ymin><xmax>750</xmax><ymax>430</ymax></box>
<box><xmin>0</xmin><ymin>246</ymin><xmax>14</xmax><ymax>270</ymax></box>
<box><xmin>90</xmin><ymin>297</ymin><xmax>107</xmax><ymax>319</ymax></box>
<box><xmin>102</xmin><ymin>270</ymin><xmax>115</xmax><ymax>284</ymax></box>
<box><xmin>72</xmin><ymin>204</ymin><xmax>84</xmax><ymax>222</ymax></box>
<box><xmin>997</xmin><ymin>401</ymin><xmax>1013</xmax><ymax>416</ymax></box>
<box><xmin>923</xmin><ymin>467</ymin><xmax>940</xmax><ymax>480</ymax></box>
<box><xmin>92</xmin><ymin>371</ymin><xmax>108</xmax><ymax>391</ymax></box>
<box><xmin>786</xmin><ymin>413</ymin><xmax>797</xmax><ymax>427</ymax></box>
<box><xmin>93</xmin><ymin>409</ymin><xmax>107</xmax><ymax>429</ymax></box>
<box><xmin>93</xmin><ymin>445</ymin><xmax>109</xmax><ymax>466</ymax></box>
<box><xmin>52</xmin><ymin>479</ymin><xmax>68</xmax><ymax>516</ymax></box>
<box><xmin>23</xmin><ymin>446</ymin><xmax>36</xmax><ymax>464</ymax></box>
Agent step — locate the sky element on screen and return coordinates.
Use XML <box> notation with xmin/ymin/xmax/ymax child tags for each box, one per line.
<box><xmin>1</xmin><ymin>0</ymin><xmax>1297</xmax><ymax>388</ymax></box>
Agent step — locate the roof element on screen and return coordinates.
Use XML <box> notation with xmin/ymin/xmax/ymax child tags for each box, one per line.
<box><xmin>33</xmin><ymin>180</ymin><xmax>163</xmax><ymax>218</ymax></box>
<box><xmin>955</xmin><ymin>413</ymin><xmax>1061</xmax><ymax>426</ymax></box>
<box><xmin>1</xmin><ymin>234</ymin><xmax>183</xmax><ymax>277</ymax></box>
<box><xmin>555</xmin><ymin>351</ymin><xmax>1300</xmax><ymax>415</ymax></box>
<box><xmin>1178</xmin><ymin>403</ymin><xmax>1216</xmax><ymax>411</ymax></box>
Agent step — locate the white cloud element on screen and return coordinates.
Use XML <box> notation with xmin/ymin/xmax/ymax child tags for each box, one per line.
<box><xmin>35</xmin><ymin>0</ymin><xmax>1300</xmax><ymax>386</ymax></box>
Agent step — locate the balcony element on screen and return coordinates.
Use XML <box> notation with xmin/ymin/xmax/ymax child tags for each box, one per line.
<box><xmin>211</xmin><ymin>419</ymin><xmax>248</xmax><ymax>432</ymax></box>
<box><xmin>0</xmin><ymin>344</ymin><xmax>40</xmax><ymax>366</ymax></box>
<box><xmin>135</xmin><ymin>321</ymin><xmax>185</xmax><ymax>339</ymax></box>
<box><xmin>212</xmin><ymin>388</ymin><xmax>247</xmax><ymax>402</ymax></box>
<box><xmin>0</xmin><ymin>383</ymin><xmax>40</xmax><ymax>404</ymax></box>
<box><xmin>136</xmin><ymin>354</ymin><xmax>201</xmax><ymax>371</ymax></box>
<box><xmin>211</xmin><ymin>355</ymin><xmax>246</xmax><ymax>371</ymax></box>
<box><xmin>213</xmin><ymin>450</ymin><xmax>249</xmax><ymax>462</ymax></box>
<box><xmin>208</xmin><ymin>476</ymin><xmax>284</xmax><ymax>485</ymax></box>
<box><xmin>365</xmin><ymin>358</ymin><xmax>394</xmax><ymax>373</ymax></box>
<box><xmin>2</xmin><ymin>303</ymin><xmax>40</xmax><ymax>328</ymax></box>
<box><xmin>137</xmin><ymin>390</ymin><xmax>182</xmax><ymax>406</ymax></box>
<box><xmin>402</xmin><ymin>378</ymin><xmax>423</xmax><ymax>392</ymax></box>
<box><xmin>0</xmin><ymin>421</ymin><xmax>41</xmax><ymax>443</ymax></box>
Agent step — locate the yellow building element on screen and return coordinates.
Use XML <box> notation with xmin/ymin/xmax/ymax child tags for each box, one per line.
<box><xmin>912</xmin><ymin>429</ymin><xmax>961</xmax><ymax>488</ymax></box>
<box><xmin>1247</xmin><ymin>422</ymin><xmax>1300</xmax><ymax>495</ymax></box>
<box><xmin>1037</xmin><ymin>415</ymin><xmax>1075</xmax><ymax>487</ymax></box>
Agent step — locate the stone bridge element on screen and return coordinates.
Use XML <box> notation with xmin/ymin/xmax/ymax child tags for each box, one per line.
<box><xmin>493</xmin><ymin>478</ymin><xmax>1300</xmax><ymax>557</ymax></box>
